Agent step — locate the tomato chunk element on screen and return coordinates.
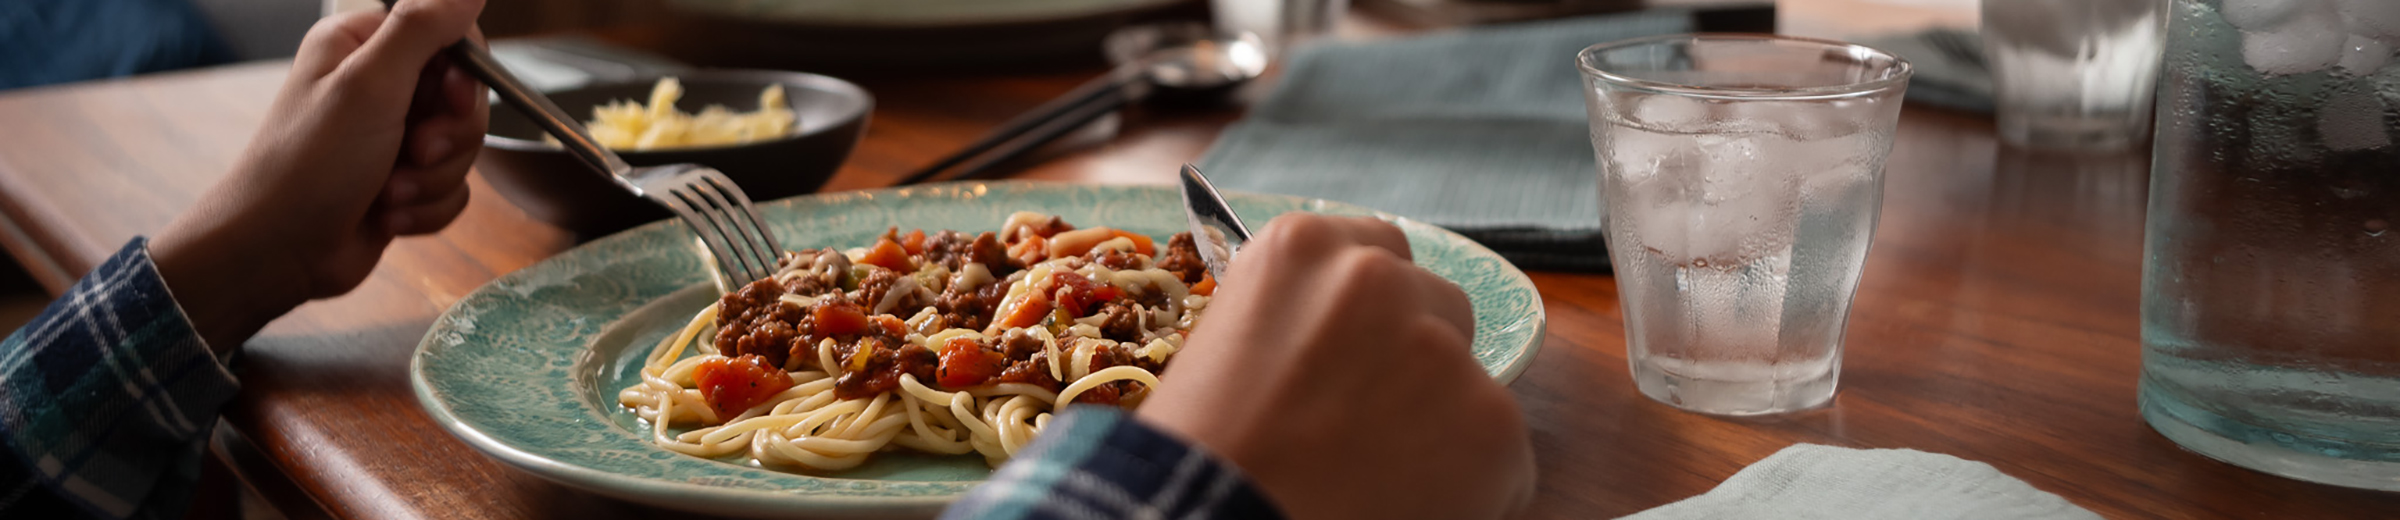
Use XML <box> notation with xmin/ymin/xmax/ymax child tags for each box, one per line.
<box><xmin>1191</xmin><ymin>273</ymin><xmax>1216</xmax><ymax>296</ymax></box>
<box><xmin>862</xmin><ymin>237</ymin><xmax>914</xmax><ymax>272</ymax></box>
<box><xmin>994</xmin><ymin>289</ymin><xmax>1053</xmax><ymax>329</ymax></box>
<box><xmin>936</xmin><ymin>338</ymin><xmax>1007</xmax><ymax>388</ymax></box>
<box><xmin>813</xmin><ymin>300</ymin><xmax>870</xmax><ymax>337</ymax></box>
<box><xmin>693</xmin><ymin>354</ymin><xmax>795</xmax><ymax>420</ymax></box>
<box><xmin>1051</xmin><ymin>271</ymin><xmax>1119</xmax><ymax>317</ymax></box>
<box><xmin>902</xmin><ymin>229</ymin><xmax>927</xmax><ymax>255</ymax></box>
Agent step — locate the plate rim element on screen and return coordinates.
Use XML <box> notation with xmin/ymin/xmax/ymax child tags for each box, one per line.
<box><xmin>410</xmin><ymin>181</ymin><xmax>1547</xmax><ymax>516</ymax></box>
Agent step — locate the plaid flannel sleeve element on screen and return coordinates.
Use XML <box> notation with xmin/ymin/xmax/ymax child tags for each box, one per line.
<box><xmin>941</xmin><ymin>406</ymin><xmax>1286</xmax><ymax>520</ymax></box>
<box><xmin>0</xmin><ymin>238</ymin><xmax>239</xmax><ymax>520</ymax></box>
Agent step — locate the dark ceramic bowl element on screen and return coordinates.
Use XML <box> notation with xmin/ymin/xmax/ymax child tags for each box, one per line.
<box><xmin>477</xmin><ymin>69</ymin><xmax>871</xmax><ymax>236</ymax></box>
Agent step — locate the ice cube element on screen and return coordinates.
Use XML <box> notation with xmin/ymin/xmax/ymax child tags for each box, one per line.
<box><xmin>1631</xmin><ymin>95</ymin><xmax>1711</xmax><ymax>130</ymax></box>
<box><xmin>2244</xmin><ymin>2</ymin><xmax>2349</xmax><ymax>75</ymax></box>
<box><xmin>2319</xmin><ymin>87</ymin><xmax>2391</xmax><ymax>151</ymax></box>
<box><xmin>2225</xmin><ymin>0</ymin><xmax>2314</xmax><ymax>31</ymax></box>
<box><xmin>2338</xmin><ymin>34</ymin><xmax>2394</xmax><ymax>74</ymax></box>
<box><xmin>2337</xmin><ymin>0</ymin><xmax>2400</xmax><ymax>41</ymax></box>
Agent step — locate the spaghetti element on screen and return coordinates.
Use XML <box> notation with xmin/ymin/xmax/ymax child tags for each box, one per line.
<box><xmin>617</xmin><ymin>212</ymin><xmax>1216</xmax><ymax>471</ymax></box>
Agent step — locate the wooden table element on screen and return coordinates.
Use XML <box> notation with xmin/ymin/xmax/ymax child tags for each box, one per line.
<box><xmin>1</xmin><ymin>5</ymin><xmax>2395</xmax><ymax>520</ymax></box>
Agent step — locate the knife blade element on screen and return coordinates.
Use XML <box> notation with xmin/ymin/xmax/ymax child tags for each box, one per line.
<box><xmin>1177</xmin><ymin>164</ymin><xmax>1251</xmax><ymax>281</ymax></box>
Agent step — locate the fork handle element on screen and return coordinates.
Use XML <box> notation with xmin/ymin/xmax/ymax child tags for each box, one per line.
<box><xmin>376</xmin><ymin>0</ymin><xmax>639</xmax><ymax>191</ymax></box>
<box><xmin>444</xmin><ymin>41</ymin><xmax>640</xmax><ymax>190</ymax></box>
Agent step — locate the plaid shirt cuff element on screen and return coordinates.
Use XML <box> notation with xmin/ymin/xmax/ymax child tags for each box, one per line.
<box><xmin>0</xmin><ymin>237</ymin><xmax>239</xmax><ymax>520</ymax></box>
<box><xmin>941</xmin><ymin>405</ymin><xmax>1286</xmax><ymax>520</ymax></box>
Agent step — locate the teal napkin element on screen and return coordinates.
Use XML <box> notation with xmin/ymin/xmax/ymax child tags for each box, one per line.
<box><xmin>1195</xmin><ymin>11</ymin><xmax>1699</xmax><ymax>271</ymax></box>
<box><xmin>1196</xmin><ymin>11</ymin><xmax>1699</xmax><ymax>272</ymax></box>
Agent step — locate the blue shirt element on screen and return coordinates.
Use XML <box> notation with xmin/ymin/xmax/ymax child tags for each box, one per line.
<box><xmin>0</xmin><ymin>238</ymin><xmax>1284</xmax><ymax>519</ymax></box>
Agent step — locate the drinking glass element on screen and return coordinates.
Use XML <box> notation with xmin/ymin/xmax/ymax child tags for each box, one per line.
<box><xmin>2141</xmin><ymin>0</ymin><xmax>2400</xmax><ymax>491</ymax></box>
<box><xmin>1212</xmin><ymin>0</ymin><xmax>1347</xmax><ymax>57</ymax></box>
<box><xmin>1578</xmin><ymin>35</ymin><xmax>1911</xmax><ymax>415</ymax></box>
<box><xmin>1981</xmin><ymin>0</ymin><xmax>2167</xmax><ymax>151</ymax></box>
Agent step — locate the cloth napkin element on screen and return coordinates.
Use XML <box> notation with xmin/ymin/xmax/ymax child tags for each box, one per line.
<box><xmin>1622</xmin><ymin>444</ymin><xmax>2102</xmax><ymax>520</ymax></box>
<box><xmin>1195</xmin><ymin>11</ymin><xmax>1700</xmax><ymax>272</ymax></box>
<box><xmin>1862</xmin><ymin>27</ymin><xmax>1995</xmax><ymax>113</ymax></box>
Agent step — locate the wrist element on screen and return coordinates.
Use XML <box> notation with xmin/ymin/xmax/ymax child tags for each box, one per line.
<box><xmin>151</xmin><ymin>211</ymin><xmax>312</xmax><ymax>353</ymax></box>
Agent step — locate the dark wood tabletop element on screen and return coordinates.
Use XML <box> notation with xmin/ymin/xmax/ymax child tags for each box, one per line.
<box><xmin>0</xmin><ymin>4</ymin><xmax>2394</xmax><ymax>520</ymax></box>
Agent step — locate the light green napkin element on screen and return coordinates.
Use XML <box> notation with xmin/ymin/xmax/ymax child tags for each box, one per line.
<box><xmin>1196</xmin><ymin>11</ymin><xmax>1699</xmax><ymax>272</ymax></box>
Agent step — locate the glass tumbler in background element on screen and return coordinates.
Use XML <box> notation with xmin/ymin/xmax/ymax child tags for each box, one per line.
<box><xmin>1212</xmin><ymin>0</ymin><xmax>1347</xmax><ymax>58</ymax></box>
<box><xmin>1578</xmin><ymin>35</ymin><xmax>1912</xmax><ymax>416</ymax></box>
<box><xmin>1981</xmin><ymin>0</ymin><xmax>2167</xmax><ymax>151</ymax></box>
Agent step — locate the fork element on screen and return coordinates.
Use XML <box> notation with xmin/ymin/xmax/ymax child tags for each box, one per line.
<box><xmin>436</xmin><ymin>40</ymin><xmax>786</xmax><ymax>289</ymax></box>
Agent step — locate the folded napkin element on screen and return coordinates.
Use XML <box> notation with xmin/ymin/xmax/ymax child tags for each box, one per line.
<box><xmin>1196</xmin><ymin>11</ymin><xmax>1700</xmax><ymax>272</ymax></box>
<box><xmin>1862</xmin><ymin>27</ymin><xmax>1995</xmax><ymax>113</ymax></box>
<box><xmin>1622</xmin><ymin>444</ymin><xmax>2101</xmax><ymax>520</ymax></box>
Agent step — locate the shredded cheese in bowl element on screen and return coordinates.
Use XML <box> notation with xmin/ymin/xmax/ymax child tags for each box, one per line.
<box><xmin>580</xmin><ymin>77</ymin><xmax>797</xmax><ymax>151</ymax></box>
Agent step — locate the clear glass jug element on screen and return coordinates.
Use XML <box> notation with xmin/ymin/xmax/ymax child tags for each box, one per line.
<box><xmin>2140</xmin><ymin>0</ymin><xmax>2400</xmax><ymax>490</ymax></box>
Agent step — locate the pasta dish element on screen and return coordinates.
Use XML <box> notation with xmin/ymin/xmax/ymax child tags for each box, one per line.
<box><xmin>582</xmin><ymin>77</ymin><xmax>797</xmax><ymax>151</ymax></box>
<box><xmin>617</xmin><ymin>213</ymin><xmax>1215</xmax><ymax>471</ymax></box>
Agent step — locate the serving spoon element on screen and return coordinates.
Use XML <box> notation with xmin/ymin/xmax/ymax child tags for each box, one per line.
<box><xmin>897</xmin><ymin>24</ymin><xmax>1269</xmax><ymax>185</ymax></box>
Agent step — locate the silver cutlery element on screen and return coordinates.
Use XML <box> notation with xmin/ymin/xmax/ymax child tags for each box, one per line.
<box><xmin>1177</xmin><ymin>164</ymin><xmax>1251</xmax><ymax>281</ymax></box>
<box><xmin>438</xmin><ymin>37</ymin><xmax>785</xmax><ymax>289</ymax></box>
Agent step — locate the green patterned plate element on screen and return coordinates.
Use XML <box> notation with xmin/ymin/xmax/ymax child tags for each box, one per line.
<box><xmin>410</xmin><ymin>182</ymin><xmax>1545</xmax><ymax>518</ymax></box>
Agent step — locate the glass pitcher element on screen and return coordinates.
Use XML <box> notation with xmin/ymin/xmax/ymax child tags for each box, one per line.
<box><xmin>2140</xmin><ymin>0</ymin><xmax>2400</xmax><ymax>490</ymax></box>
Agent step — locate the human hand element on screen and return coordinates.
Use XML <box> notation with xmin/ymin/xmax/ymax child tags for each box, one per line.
<box><xmin>152</xmin><ymin>0</ymin><xmax>487</xmax><ymax>351</ymax></box>
<box><xmin>1135</xmin><ymin>214</ymin><xmax>1537</xmax><ymax>519</ymax></box>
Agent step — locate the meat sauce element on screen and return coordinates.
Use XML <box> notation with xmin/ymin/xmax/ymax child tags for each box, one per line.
<box><xmin>707</xmin><ymin>226</ymin><xmax>1193</xmax><ymax>413</ymax></box>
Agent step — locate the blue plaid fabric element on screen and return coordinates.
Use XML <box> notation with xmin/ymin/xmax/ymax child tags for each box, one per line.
<box><xmin>945</xmin><ymin>406</ymin><xmax>1286</xmax><ymax>520</ymax></box>
<box><xmin>0</xmin><ymin>238</ymin><xmax>238</xmax><ymax>520</ymax></box>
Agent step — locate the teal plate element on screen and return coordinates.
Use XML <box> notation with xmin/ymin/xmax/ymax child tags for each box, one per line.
<box><xmin>410</xmin><ymin>182</ymin><xmax>1546</xmax><ymax>518</ymax></box>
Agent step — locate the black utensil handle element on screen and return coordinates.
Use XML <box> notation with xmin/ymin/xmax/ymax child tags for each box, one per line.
<box><xmin>898</xmin><ymin>68</ymin><xmax>1142</xmax><ymax>185</ymax></box>
<box><xmin>945</xmin><ymin>87</ymin><xmax>1133</xmax><ymax>183</ymax></box>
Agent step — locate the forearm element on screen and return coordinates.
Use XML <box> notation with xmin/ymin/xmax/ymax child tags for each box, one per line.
<box><xmin>0</xmin><ymin>238</ymin><xmax>241</xmax><ymax>520</ymax></box>
<box><xmin>941</xmin><ymin>406</ymin><xmax>1285</xmax><ymax>520</ymax></box>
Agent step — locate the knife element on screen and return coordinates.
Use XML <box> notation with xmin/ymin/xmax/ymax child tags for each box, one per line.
<box><xmin>1177</xmin><ymin>164</ymin><xmax>1251</xmax><ymax>281</ymax></box>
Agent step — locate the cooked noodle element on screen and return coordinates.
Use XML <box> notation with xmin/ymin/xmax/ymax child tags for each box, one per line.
<box><xmin>617</xmin><ymin>214</ymin><xmax>1211</xmax><ymax>471</ymax></box>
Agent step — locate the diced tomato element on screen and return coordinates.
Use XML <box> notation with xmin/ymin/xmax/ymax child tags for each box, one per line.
<box><xmin>902</xmin><ymin>229</ymin><xmax>927</xmax><ymax>255</ymax></box>
<box><xmin>1051</xmin><ymin>271</ymin><xmax>1118</xmax><ymax>317</ymax></box>
<box><xmin>862</xmin><ymin>237</ymin><xmax>914</xmax><ymax>272</ymax></box>
<box><xmin>1109</xmin><ymin>229</ymin><xmax>1156</xmax><ymax>257</ymax></box>
<box><xmin>995</xmin><ymin>290</ymin><xmax>1053</xmax><ymax>329</ymax></box>
<box><xmin>872</xmin><ymin>314</ymin><xmax>908</xmax><ymax>337</ymax></box>
<box><xmin>813</xmin><ymin>300</ymin><xmax>869</xmax><ymax>336</ymax></box>
<box><xmin>1191</xmin><ymin>273</ymin><xmax>1216</xmax><ymax>296</ymax></box>
<box><xmin>936</xmin><ymin>338</ymin><xmax>1006</xmax><ymax>388</ymax></box>
<box><xmin>693</xmin><ymin>354</ymin><xmax>795</xmax><ymax>420</ymax></box>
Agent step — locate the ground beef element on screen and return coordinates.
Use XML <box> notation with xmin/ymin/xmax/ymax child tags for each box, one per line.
<box><xmin>1090</xmin><ymin>247</ymin><xmax>1141</xmax><ymax>270</ymax></box>
<box><xmin>923</xmin><ymin>231</ymin><xmax>1012</xmax><ymax>274</ymax></box>
<box><xmin>932</xmin><ymin>282</ymin><xmax>999</xmax><ymax>331</ymax></box>
<box><xmin>997</xmin><ymin>328</ymin><xmax>1046</xmax><ymax>360</ymax></box>
<box><xmin>1070</xmin><ymin>381</ymin><xmax>1123</xmax><ymax>406</ymax></box>
<box><xmin>1156</xmin><ymin>232</ymin><xmax>1206</xmax><ymax>284</ymax></box>
<box><xmin>715</xmin><ymin>279</ymin><xmax>808</xmax><ymax>368</ymax></box>
<box><xmin>1093</xmin><ymin>302</ymin><xmax>1144</xmax><ymax>343</ymax></box>
<box><xmin>852</xmin><ymin>267</ymin><xmax>925</xmax><ymax>314</ymax></box>
<box><xmin>832</xmin><ymin>338</ymin><xmax>939</xmax><ymax>400</ymax></box>
<box><xmin>993</xmin><ymin>351</ymin><xmax>1061</xmax><ymax>390</ymax></box>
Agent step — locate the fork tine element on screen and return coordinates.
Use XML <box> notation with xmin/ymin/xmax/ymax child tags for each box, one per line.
<box><xmin>696</xmin><ymin>172</ymin><xmax>785</xmax><ymax>271</ymax></box>
<box><xmin>653</xmin><ymin>192</ymin><xmax>750</xmax><ymax>289</ymax></box>
<box><xmin>680</xmin><ymin>179</ymin><xmax>777</xmax><ymax>282</ymax></box>
<box><xmin>671</xmin><ymin>186</ymin><xmax>773</xmax><ymax>285</ymax></box>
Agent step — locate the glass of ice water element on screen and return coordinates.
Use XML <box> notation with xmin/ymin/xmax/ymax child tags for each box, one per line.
<box><xmin>1981</xmin><ymin>0</ymin><xmax>2166</xmax><ymax>151</ymax></box>
<box><xmin>1578</xmin><ymin>35</ymin><xmax>1912</xmax><ymax>416</ymax></box>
